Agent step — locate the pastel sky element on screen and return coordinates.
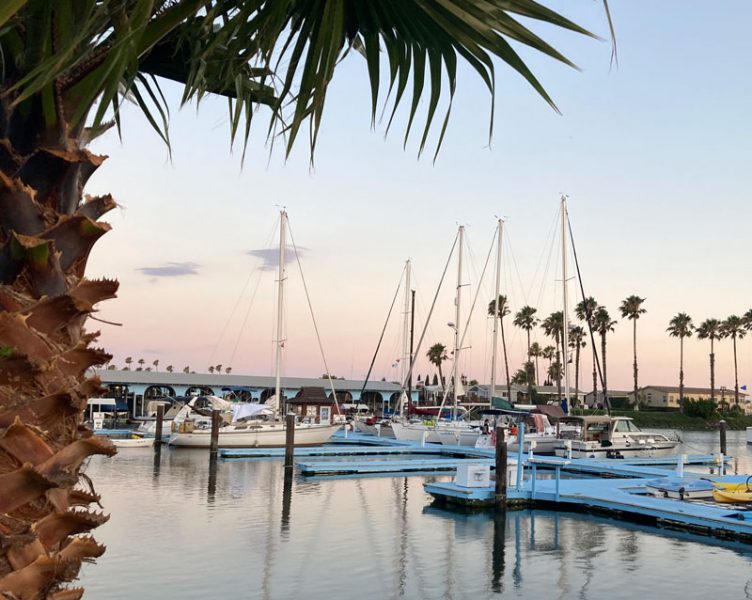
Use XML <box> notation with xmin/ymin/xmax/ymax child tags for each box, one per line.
<box><xmin>85</xmin><ymin>1</ymin><xmax>752</xmax><ymax>393</ymax></box>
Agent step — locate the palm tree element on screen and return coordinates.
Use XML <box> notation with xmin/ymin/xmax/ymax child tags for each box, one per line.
<box><xmin>488</xmin><ymin>295</ymin><xmax>512</xmax><ymax>403</ymax></box>
<box><xmin>138</xmin><ymin>358</ymin><xmax>145</xmax><ymax>370</ymax></box>
<box><xmin>0</xmin><ymin>2</ymin><xmax>605</xmax><ymax>595</ymax></box>
<box><xmin>619</xmin><ymin>295</ymin><xmax>646</xmax><ymax>410</ymax></box>
<box><xmin>720</xmin><ymin>315</ymin><xmax>746</xmax><ymax>408</ymax></box>
<box><xmin>208</xmin><ymin>366</ymin><xmax>215</xmax><ymax>374</ymax></box>
<box><xmin>226</xmin><ymin>367</ymin><xmax>233</xmax><ymax>375</ymax></box>
<box><xmin>152</xmin><ymin>359</ymin><xmax>160</xmax><ymax>372</ymax></box>
<box><xmin>183</xmin><ymin>366</ymin><xmax>190</xmax><ymax>374</ymax></box>
<box><xmin>542</xmin><ymin>346</ymin><xmax>555</xmax><ymax>384</ymax></box>
<box><xmin>529</xmin><ymin>342</ymin><xmax>543</xmax><ymax>386</ymax></box>
<box><xmin>124</xmin><ymin>356</ymin><xmax>133</xmax><ymax>371</ymax></box>
<box><xmin>215</xmin><ymin>364</ymin><xmax>223</xmax><ymax>374</ymax></box>
<box><xmin>696</xmin><ymin>319</ymin><xmax>721</xmax><ymax>402</ymax></box>
<box><xmin>667</xmin><ymin>313</ymin><xmax>694</xmax><ymax>413</ymax></box>
<box><xmin>593</xmin><ymin>306</ymin><xmax>616</xmax><ymax>409</ymax></box>
<box><xmin>542</xmin><ymin>311</ymin><xmax>564</xmax><ymax>400</ymax></box>
<box><xmin>568</xmin><ymin>325</ymin><xmax>587</xmax><ymax>409</ymax></box>
<box><xmin>427</xmin><ymin>344</ymin><xmax>449</xmax><ymax>393</ymax></box>
<box><xmin>575</xmin><ymin>297</ymin><xmax>599</xmax><ymax>403</ymax></box>
<box><xmin>514</xmin><ymin>305</ymin><xmax>539</xmax><ymax>399</ymax></box>
<box><xmin>166</xmin><ymin>365</ymin><xmax>174</xmax><ymax>373</ymax></box>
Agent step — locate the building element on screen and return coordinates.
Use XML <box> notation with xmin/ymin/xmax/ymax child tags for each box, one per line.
<box><xmin>466</xmin><ymin>383</ymin><xmax>586</xmax><ymax>406</ymax></box>
<box><xmin>584</xmin><ymin>390</ymin><xmax>632</xmax><ymax>409</ymax></box>
<box><xmin>627</xmin><ymin>385</ymin><xmax>750</xmax><ymax>412</ymax></box>
<box><xmin>93</xmin><ymin>369</ymin><xmax>415</xmax><ymax>418</ymax></box>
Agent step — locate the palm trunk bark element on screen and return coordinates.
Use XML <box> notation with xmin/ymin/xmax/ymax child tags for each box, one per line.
<box><xmin>526</xmin><ymin>329</ymin><xmax>532</xmax><ymax>402</ymax></box>
<box><xmin>0</xmin><ymin>105</ymin><xmax>118</xmax><ymax>597</ymax></box>
<box><xmin>574</xmin><ymin>344</ymin><xmax>581</xmax><ymax>410</ymax></box>
<box><xmin>601</xmin><ymin>333</ymin><xmax>608</xmax><ymax>409</ymax></box>
<box><xmin>592</xmin><ymin>351</ymin><xmax>597</xmax><ymax>408</ymax></box>
<box><xmin>555</xmin><ymin>333</ymin><xmax>562</xmax><ymax>402</ymax></box>
<box><xmin>733</xmin><ymin>336</ymin><xmax>739</xmax><ymax>406</ymax></box>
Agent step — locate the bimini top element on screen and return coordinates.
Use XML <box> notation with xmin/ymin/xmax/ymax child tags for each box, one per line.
<box><xmin>558</xmin><ymin>415</ymin><xmax>613</xmax><ymax>426</ymax></box>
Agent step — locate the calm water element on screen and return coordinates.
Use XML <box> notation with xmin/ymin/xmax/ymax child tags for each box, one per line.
<box><xmin>80</xmin><ymin>431</ymin><xmax>752</xmax><ymax>599</ymax></box>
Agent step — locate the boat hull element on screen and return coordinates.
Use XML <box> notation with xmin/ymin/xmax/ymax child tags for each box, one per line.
<box><xmin>168</xmin><ymin>423</ymin><xmax>340</xmax><ymax>448</ymax></box>
<box><xmin>747</xmin><ymin>427</ymin><xmax>752</xmax><ymax>444</ymax></box>
<box><xmin>112</xmin><ymin>437</ymin><xmax>154</xmax><ymax>448</ymax></box>
<box><xmin>554</xmin><ymin>440</ymin><xmax>678</xmax><ymax>459</ymax></box>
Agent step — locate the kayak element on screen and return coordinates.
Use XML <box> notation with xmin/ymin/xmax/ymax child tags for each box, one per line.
<box><xmin>712</xmin><ymin>488</ymin><xmax>752</xmax><ymax>503</ymax></box>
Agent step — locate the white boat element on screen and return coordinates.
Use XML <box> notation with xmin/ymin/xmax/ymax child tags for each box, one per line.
<box><xmin>553</xmin><ymin>415</ymin><xmax>679</xmax><ymax>458</ymax></box>
<box><xmin>747</xmin><ymin>426</ymin><xmax>752</xmax><ymax>444</ymax></box>
<box><xmin>169</xmin><ymin>210</ymin><xmax>340</xmax><ymax>449</ymax></box>
<box><xmin>112</xmin><ymin>435</ymin><xmax>154</xmax><ymax>448</ymax></box>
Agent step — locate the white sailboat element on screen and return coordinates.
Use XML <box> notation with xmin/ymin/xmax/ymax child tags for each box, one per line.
<box><xmin>169</xmin><ymin>210</ymin><xmax>340</xmax><ymax>448</ymax></box>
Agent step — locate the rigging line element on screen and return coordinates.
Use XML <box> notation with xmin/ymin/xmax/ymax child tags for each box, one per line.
<box><xmin>397</xmin><ymin>230</ymin><xmax>459</xmax><ymax>409</ymax></box>
<box><xmin>359</xmin><ymin>263</ymin><xmax>406</xmax><ymax>401</ymax></box>
<box><xmin>567</xmin><ymin>214</ymin><xmax>609</xmax><ymax>414</ymax></box>
<box><xmin>533</xmin><ymin>210</ymin><xmax>559</xmax><ymax>316</ymax></box>
<box><xmin>286</xmin><ymin>219</ymin><xmax>341</xmax><ymax>415</ymax></box>
<box><xmin>525</xmin><ymin>209</ymin><xmax>558</xmax><ymax>304</ymax></box>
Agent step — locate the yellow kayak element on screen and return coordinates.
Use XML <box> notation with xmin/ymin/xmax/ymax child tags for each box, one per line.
<box><xmin>714</xmin><ymin>482</ymin><xmax>750</xmax><ymax>492</ymax></box>
<box><xmin>712</xmin><ymin>488</ymin><xmax>752</xmax><ymax>503</ymax></box>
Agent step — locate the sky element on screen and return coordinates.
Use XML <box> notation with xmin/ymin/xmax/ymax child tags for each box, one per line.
<box><xmin>85</xmin><ymin>1</ymin><xmax>752</xmax><ymax>393</ymax></box>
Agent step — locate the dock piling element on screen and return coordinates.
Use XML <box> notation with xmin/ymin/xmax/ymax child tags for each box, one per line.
<box><xmin>155</xmin><ymin>404</ymin><xmax>164</xmax><ymax>446</ymax></box>
<box><xmin>719</xmin><ymin>419</ymin><xmax>727</xmax><ymax>456</ymax></box>
<box><xmin>209</xmin><ymin>409</ymin><xmax>220</xmax><ymax>457</ymax></box>
<box><xmin>495</xmin><ymin>426</ymin><xmax>507</xmax><ymax>508</ymax></box>
<box><xmin>284</xmin><ymin>413</ymin><xmax>296</xmax><ymax>468</ymax></box>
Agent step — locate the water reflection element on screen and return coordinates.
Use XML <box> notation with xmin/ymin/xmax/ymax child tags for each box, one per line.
<box><xmin>281</xmin><ymin>469</ymin><xmax>293</xmax><ymax>535</ymax></box>
<box><xmin>207</xmin><ymin>457</ymin><xmax>218</xmax><ymax>502</ymax></box>
<box><xmin>490</xmin><ymin>512</ymin><xmax>506</xmax><ymax>593</ymax></box>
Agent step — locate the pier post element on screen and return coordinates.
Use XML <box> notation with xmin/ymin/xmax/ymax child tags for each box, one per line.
<box><xmin>209</xmin><ymin>409</ymin><xmax>220</xmax><ymax>457</ymax></box>
<box><xmin>719</xmin><ymin>419</ymin><xmax>727</xmax><ymax>456</ymax></box>
<box><xmin>284</xmin><ymin>413</ymin><xmax>296</xmax><ymax>469</ymax></box>
<box><xmin>495</xmin><ymin>426</ymin><xmax>507</xmax><ymax>508</ymax></box>
<box><xmin>155</xmin><ymin>404</ymin><xmax>164</xmax><ymax>446</ymax></box>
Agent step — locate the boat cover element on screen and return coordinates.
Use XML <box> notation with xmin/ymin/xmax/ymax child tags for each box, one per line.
<box><xmin>232</xmin><ymin>403</ymin><xmax>274</xmax><ymax>421</ymax></box>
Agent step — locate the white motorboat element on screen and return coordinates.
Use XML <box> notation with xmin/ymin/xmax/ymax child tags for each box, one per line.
<box><xmin>553</xmin><ymin>415</ymin><xmax>679</xmax><ymax>458</ymax></box>
<box><xmin>112</xmin><ymin>435</ymin><xmax>154</xmax><ymax>449</ymax></box>
<box><xmin>747</xmin><ymin>426</ymin><xmax>752</xmax><ymax>444</ymax></box>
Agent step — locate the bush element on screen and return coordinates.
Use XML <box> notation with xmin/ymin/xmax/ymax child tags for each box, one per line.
<box><xmin>683</xmin><ymin>398</ymin><xmax>717</xmax><ymax>419</ymax></box>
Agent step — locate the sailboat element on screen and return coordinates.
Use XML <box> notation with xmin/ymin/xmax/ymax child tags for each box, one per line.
<box><xmin>169</xmin><ymin>210</ymin><xmax>341</xmax><ymax>448</ymax></box>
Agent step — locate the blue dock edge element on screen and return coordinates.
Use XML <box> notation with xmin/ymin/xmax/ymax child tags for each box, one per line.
<box><xmin>424</xmin><ymin>456</ymin><xmax>752</xmax><ymax>543</ymax></box>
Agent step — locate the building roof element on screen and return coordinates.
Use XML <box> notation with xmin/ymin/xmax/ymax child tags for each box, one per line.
<box><xmin>290</xmin><ymin>387</ymin><xmax>332</xmax><ymax>404</ymax></box>
<box><xmin>584</xmin><ymin>390</ymin><xmax>632</xmax><ymax>397</ymax></box>
<box><xmin>93</xmin><ymin>369</ymin><xmax>402</xmax><ymax>393</ymax></box>
<box><xmin>635</xmin><ymin>385</ymin><xmax>749</xmax><ymax>397</ymax></box>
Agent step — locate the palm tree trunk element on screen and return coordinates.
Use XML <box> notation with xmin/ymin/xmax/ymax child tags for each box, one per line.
<box><xmin>0</xmin><ymin>114</ymin><xmax>118</xmax><ymax>596</ymax></box>
<box><xmin>534</xmin><ymin>355</ymin><xmax>540</xmax><ymax>386</ymax></box>
<box><xmin>710</xmin><ymin>338</ymin><xmax>715</xmax><ymax>402</ymax></box>
<box><xmin>592</xmin><ymin>350</ymin><xmax>597</xmax><ymax>407</ymax></box>
<box><xmin>733</xmin><ymin>336</ymin><xmax>739</xmax><ymax>406</ymax></box>
<box><xmin>574</xmin><ymin>345</ymin><xmax>581</xmax><ymax>410</ymax></box>
<box><xmin>601</xmin><ymin>333</ymin><xmax>609</xmax><ymax>409</ymax></box>
<box><xmin>500</xmin><ymin>318</ymin><xmax>511</xmax><ymax>402</ymax></box>
<box><xmin>526</xmin><ymin>329</ymin><xmax>532</xmax><ymax>402</ymax></box>
<box><xmin>555</xmin><ymin>333</ymin><xmax>562</xmax><ymax>401</ymax></box>
<box><xmin>438</xmin><ymin>364</ymin><xmax>445</xmax><ymax>394</ymax></box>
<box><xmin>679</xmin><ymin>337</ymin><xmax>684</xmax><ymax>413</ymax></box>
<box><xmin>633</xmin><ymin>319</ymin><xmax>639</xmax><ymax>411</ymax></box>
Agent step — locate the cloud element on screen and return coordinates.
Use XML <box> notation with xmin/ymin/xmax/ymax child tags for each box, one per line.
<box><xmin>138</xmin><ymin>262</ymin><xmax>200</xmax><ymax>277</ymax></box>
<box><xmin>246</xmin><ymin>245</ymin><xmax>308</xmax><ymax>270</ymax></box>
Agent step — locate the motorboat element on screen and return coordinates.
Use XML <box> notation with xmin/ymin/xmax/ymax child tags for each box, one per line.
<box><xmin>111</xmin><ymin>435</ymin><xmax>154</xmax><ymax>449</ymax></box>
<box><xmin>747</xmin><ymin>426</ymin><xmax>752</xmax><ymax>444</ymax></box>
<box><xmin>553</xmin><ymin>415</ymin><xmax>679</xmax><ymax>458</ymax></box>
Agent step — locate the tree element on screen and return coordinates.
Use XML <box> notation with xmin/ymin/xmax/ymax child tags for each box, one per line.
<box><xmin>208</xmin><ymin>366</ymin><xmax>215</xmax><ymax>374</ymax></box>
<box><xmin>124</xmin><ymin>356</ymin><xmax>133</xmax><ymax>371</ymax></box>
<box><xmin>488</xmin><ymin>295</ymin><xmax>512</xmax><ymax>403</ymax></box>
<box><xmin>0</xmin><ymin>2</ymin><xmax>606</xmax><ymax>595</ymax></box>
<box><xmin>721</xmin><ymin>315</ymin><xmax>746</xmax><ymax>408</ymax></box>
<box><xmin>216</xmin><ymin>364</ymin><xmax>223</xmax><ymax>374</ymax></box>
<box><xmin>667</xmin><ymin>313</ymin><xmax>694</xmax><ymax>413</ymax></box>
<box><xmin>542</xmin><ymin>311</ymin><xmax>564</xmax><ymax>400</ymax></box>
<box><xmin>427</xmin><ymin>344</ymin><xmax>448</xmax><ymax>392</ymax></box>
<box><xmin>568</xmin><ymin>325</ymin><xmax>586</xmax><ymax>409</ymax></box>
<box><xmin>138</xmin><ymin>358</ymin><xmax>145</xmax><ymax>370</ymax></box>
<box><xmin>619</xmin><ymin>295</ymin><xmax>646</xmax><ymax>410</ymax></box>
<box><xmin>529</xmin><ymin>342</ymin><xmax>542</xmax><ymax>386</ymax></box>
<box><xmin>225</xmin><ymin>367</ymin><xmax>232</xmax><ymax>375</ymax></box>
<box><xmin>152</xmin><ymin>359</ymin><xmax>160</xmax><ymax>372</ymax></box>
<box><xmin>183</xmin><ymin>366</ymin><xmax>190</xmax><ymax>374</ymax></box>
<box><xmin>514</xmin><ymin>305</ymin><xmax>539</xmax><ymax>399</ymax></box>
<box><xmin>542</xmin><ymin>345</ymin><xmax>555</xmax><ymax>384</ymax></box>
<box><xmin>696</xmin><ymin>319</ymin><xmax>721</xmax><ymax>402</ymax></box>
<box><xmin>593</xmin><ymin>306</ymin><xmax>616</xmax><ymax>409</ymax></box>
<box><xmin>166</xmin><ymin>365</ymin><xmax>174</xmax><ymax>373</ymax></box>
<box><xmin>432</xmin><ymin>374</ymin><xmax>439</xmax><ymax>386</ymax></box>
<box><xmin>575</xmin><ymin>297</ymin><xmax>599</xmax><ymax>403</ymax></box>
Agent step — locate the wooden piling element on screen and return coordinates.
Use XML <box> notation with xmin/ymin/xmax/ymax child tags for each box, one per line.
<box><xmin>719</xmin><ymin>419</ymin><xmax>727</xmax><ymax>455</ymax></box>
<box><xmin>155</xmin><ymin>404</ymin><xmax>164</xmax><ymax>446</ymax></box>
<box><xmin>284</xmin><ymin>413</ymin><xmax>296</xmax><ymax>468</ymax></box>
<box><xmin>210</xmin><ymin>409</ymin><xmax>221</xmax><ymax>457</ymax></box>
<box><xmin>495</xmin><ymin>426</ymin><xmax>507</xmax><ymax>508</ymax></box>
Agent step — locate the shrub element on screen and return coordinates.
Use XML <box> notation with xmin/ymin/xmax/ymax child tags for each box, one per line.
<box><xmin>683</xmin><ymin>398</ymin><xmax>717</xmax><ymax>419</ymax></box>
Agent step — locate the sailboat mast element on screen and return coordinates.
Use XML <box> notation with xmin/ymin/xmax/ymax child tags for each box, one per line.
<box><xmin>561</xmin><ymin>198</ymin><xmax>571</xmax><ymax>415</ymax></box>
<box><xmin>400</xmin><ymin>260</ymin><xmax>411</xmax><ymax>416</ymax></box>
<box><xmin>490</xmin><ymin>220</ymin><xmax>502</xmax><ymax>406</ymax></box>
<box><xmin>453</xmin><ymin>226</ymin><xmax>464</xmax><ymax>420</ymax></box>
<box><xmin>275</xmin><ymin>210</ymin><xmax>287</xmax><ymax>420</ymax></box>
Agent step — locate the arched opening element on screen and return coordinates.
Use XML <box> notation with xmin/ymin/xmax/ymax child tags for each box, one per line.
<box><xmin>144</xmin><ymin>385</ymin><xmax>175</xmax><ymax>400</ymax></box>
<box><xmin>185</xmin><ymin>386</ymin><xmax>214</xmax><ymax>397</ymax></box>
<box><xmin>360</xmin><ymin>391</ymin><xmax>384</xmax><ymax>415</ymax></box>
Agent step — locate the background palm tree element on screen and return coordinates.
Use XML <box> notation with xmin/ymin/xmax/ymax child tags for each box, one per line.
<box><xmin>152</xmin><ymin>359</ymin><xmax>160</xmax><ymax>372</ymax></box>
<box><xmin>514</xmin><ymin>305</ymin><xmax>539</xmax><ymax>399</ymax></box>
<box><xmin>542</xmin><ymin>346</ymin><xmax>555</xmax><ymax>384</ymax></box>
<box><xmin>576</xmin><ymin>297</ymin><xmax>599</xmax><ymax>403</ymax></box>
<box><xmin>529</xmin><ymin>342</ymin><xmax>542</xmax><ymax>386</ymax></box>
<box><xmin>427</xmin><ymin>343</ymin><xmax>449</xmax><ymax>393</ymax></box>
<box><xmin>569</xmin><ymin>325</ymin><xmax>586</xmax><ymax>409</ymax></box>
<box><xmin>488</xmin><ymin>295</ymin><xmax>512</xmax><ymax>402</ymax></box>
<box><xmin>619</xmin><ymin>295</ymin><xmax>646</xmax><ymax>410</ymax></box>
<box><xmin>124</xmin><ymin>356</ymin><xmax>133</xmax><ymax>371</ymax></box>
<box><xmin>0</xmin><ymin>2</ymin><xmax>607</xmax><ymax>596</ymax></box>
<box><xmin>137</xmin><ymin>358</ymin><xmax>145</xmax><ymax>370</ymax></box>
<box><xmin>226</xmin><ymin>367</ymin><xmax>233</xmax><ymax>375</ymax></box>
<box><xmin>208</xmin><ymin>366</ymin><xmax>215</xmax><ymax>374</ymax></box>
<box><xmin>721</xmin><ymin>315</ymin><xmax>746</xmax><ymax>408</ymax></box>
<box><xmin>696</xmin><ymin>319</ymin><xmax>721</xmax><ymax>402</ymax></box>
<box><xmin>542</xmin><ymin>311</ymin><xmax>564</xmax><ymax>400</ymax></box>
<box><xmin>667</xmin><ymin>313</ymin><xmax>694</xmax><ymax>413</ymax></box>
<box><xmin>166</xmin><ymin>365</ymin><xmax>174</xmax><ymax>373</ymax></box>
<box><xmin>183</xmin><ymin>366</ymin><xmax>191</xmax><ymax>374</ymax></box>
<box><xmin>593</xmin><ymin>306</ymin><xmax>616</xmax><ymax>410</ymax></box>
